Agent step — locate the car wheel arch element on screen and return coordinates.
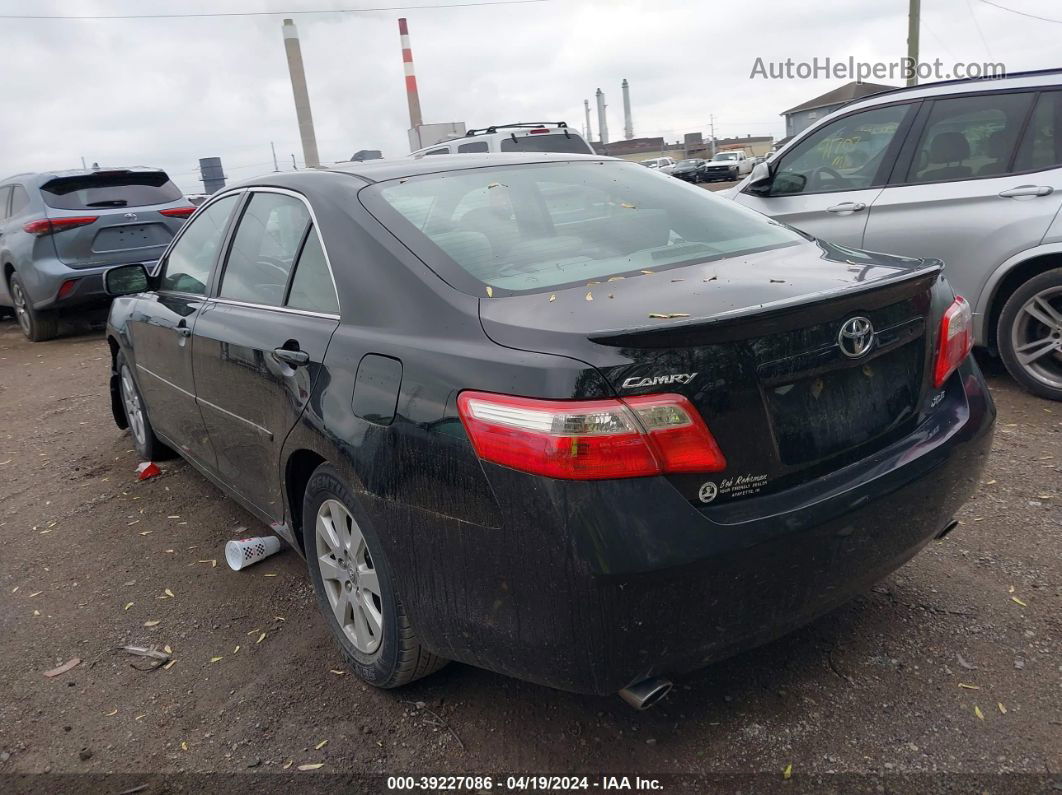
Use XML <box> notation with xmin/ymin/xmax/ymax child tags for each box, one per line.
<box><xmin>983</xmin><ymin>249</ymin><xmax>1062</xmax><ymax>351</ymax></box>
<box><xmin>285</xmin><ymin>449</ymin><xmax>328</xmax><ymax>554</ymax></box>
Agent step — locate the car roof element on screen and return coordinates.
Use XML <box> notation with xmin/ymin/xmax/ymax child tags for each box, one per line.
<box><xmin>322</xmin><ymin>152</ymin><xmax>616</xmax><ymax>183</ymax></box>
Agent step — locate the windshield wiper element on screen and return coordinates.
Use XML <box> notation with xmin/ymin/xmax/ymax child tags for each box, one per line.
<box><xmin>85</xmin><ymin>199</ymin><xmax>128</xmax><ymax>207</ymax></box>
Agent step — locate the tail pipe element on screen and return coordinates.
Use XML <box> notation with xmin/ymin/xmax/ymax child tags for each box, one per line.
<box><xmin>618</xmin><ymin>677</ymin><xmax>673</xmax><ymax>710</ymax></box>
<box><xmin>935</xmin><ymin>519</ymin><xmax>960</xmax><ymax>540</ymax></box>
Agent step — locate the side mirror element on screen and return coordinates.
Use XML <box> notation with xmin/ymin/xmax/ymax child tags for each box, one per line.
<box><xmin>104</xmin><ymin>263</ymin><xmax>150</xmax><ymax>296</ymax></box>
<box><xmin>745</xmin><ymin>161</ymin><xmax>774</xmax><ymax>195</ymax></box>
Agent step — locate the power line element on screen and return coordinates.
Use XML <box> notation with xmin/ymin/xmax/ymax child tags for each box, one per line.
<box><xmin>0</xmin><ymin>0</ymin><xmax>547</xmax><ymax>20</ymax></box>
<box><xmin>975</xmin><ymin>0</ymin><xmax>1062</xmax><ymax>24</ymax></box>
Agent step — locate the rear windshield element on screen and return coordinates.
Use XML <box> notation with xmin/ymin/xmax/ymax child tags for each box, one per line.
<box><xmin>40</xmin><ymin>172</ymin><xmax>183</xmax><ymax>210</ymax></box>
<box><xmin>365</xmin><ymin>161</ymin><xmax>801</xmax><ymax>294</ymax></box>
<box><xmin>499</xmin><ymin>133</ymin><xmax>593</xmax><ymax>154</ymax></box>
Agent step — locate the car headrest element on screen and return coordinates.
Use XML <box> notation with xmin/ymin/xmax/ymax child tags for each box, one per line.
<box><xmin>929</xmin><ymin>131</ymin><xmax>970</xmax><ymax>164</ymax></box>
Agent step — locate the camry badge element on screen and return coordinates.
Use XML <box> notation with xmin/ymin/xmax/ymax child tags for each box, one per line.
<box><xmin>838</xmin><ymin>316</ymin><xmax>875</xmax><ymax>359</ymax></box>
<box><xmin>621</xmin><ymin>372</ymin><xmax>698</xmax><ymax>389</ymax></box>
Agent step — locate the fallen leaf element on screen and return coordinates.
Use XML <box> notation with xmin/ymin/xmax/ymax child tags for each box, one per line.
<box><xmin>315</xmin><ymin>740</ymin><xmax>328</xmax><ymax>750</ymax></box>
<box><xmin>485</xmin><ymin>286</ymin><xmax>493</xmax><ymax>298</ymax></box>
<box><xmin>548</xmin><ymin>294</ymin><xmax>556</xmax><ymax>302</ymax></box>
<box><xmin>124</xmin><ymin>602</ymin><xmax>134</xmax><ymax>611</ymax></box>
<box><xmin>210</xmin><ymin>656</ymin><xmax>223</xmax><ymax>663</ymax></box>
<box><xmin>163</xmin><ymin>645</ymin><xmax>172</xmax><ymax>655</ymax></box>
<box><xmin>274</xmin><ymin>616</ymin><xmax>286</xmax><ymax>621</ymax></box>
<box><xmin>985</xmin><ymin>479</ymin><xmax>997</xmax><ymax>485</ymax></box>
<box><xmin>43</xmin><ymin>658</ymin><xmax>80</xmax><ymax>675</ymax></box>
<box><xmin>585</xmin><ymin>291</ymin><xmax>593</xmax><ymax>301</ymax></box>
<box><xmin>640</xmin><ymin>270</ymin><xmax>654</xmax><ymax>275</ymax></box>
<box><xmin>620</xmin><ymin>202</ymin><xmax>635</xmax><ymax>208</ymax></box>
<box><xmin>164</xmin><ymin>588</ymin><xmax>175</xmax><ymax>598</ymax></box>
<box><xmin>329</xmin><ymin>669</ymin><xmax>346</xmax><ymax>675</ymax></box>
<box><xmin>974</xmin><ymin>705</ymin><xmax>985</xmax><ymax>720</ymax></box>
<box><xmin>28</xmin><ymin>591</ymin><xmax>41</xmax><ymax>598</ymax></box>
<box><xmin>135</xmin><ymin>714</ymin><xmax>147</xmax><ymax>721</ymax></box>
<box><xmin>298</xmin><ymin>763</ymin><xmax>324</xmax><ymax>771</ymax></box>
<box><xmin>783</xmin><ymin>763</ymin><xmax>792</xmax><ymax>780</ymax></box>
<box><xmin>167</xmin><ymin>515</ymin><xmax>180</xmax><ymax>519</ymax></box>
<box><xmin>1011</xmin><ymin>596</ymin><xmax>1027</xmax><ymax>607</ymax></box>
<box><xmin>181</xmin><ymin>741</ymin><xmax>188</xmax><ymax>752</ymax></box>
<box><xmin>263</xmin><ymin>573</ymin><xmax>277</xmax><ymax>577</ymax></box>
<box><xmin>162</xmin><ymin>660</ymin><xmax>176</xmax><ymax>670</ymax></box>
<box><xmin>607</xmin><ymin>275</ymin><xmax>624</xmax><ymax>282</ymax></box>
<box><xmin>997</xmin><ymin>702</ymin><xmax>1007</xmax><ymax>714</ymax></box>
<box><xmin>257</xmin><ymin>632</ymin><xmax>267</xmax><ymax>645</ymax></box>
<box><xmin>197</xmin><ymin>559</ymin><xmax>217</xmax><ymax>568</ymax></box>
<box><xmin>233</xmin><ymin>645</ymin><xmax>240</xmax><ymax>654</ymax></box>
<box><xmin>1008</xmin><ymin>585</ymin><xmax>1015</xmax><ymax>593</ymax></box>
<box><xmin>283</xmin><ymin>760</ymin><xmax>293</xmax><ymax>770</ymax></box>
<box><xmin>247</xmin><ymin>628</ymin><xmax>261</xmax><ymax>636</ymax></box>
<box><xmin>144</xmin><ymin>620</ymin><xmax>160</xmax><ymax>627</ymax></box>
<box><xmin>958</xmin><ymin>683</ymin><xmax>980</xmax><ymax>690</ymax></box>
<box><xmin>105</xmin><ymin>709</ymin><xmax>118</xmax><ymax>716</ymax></box>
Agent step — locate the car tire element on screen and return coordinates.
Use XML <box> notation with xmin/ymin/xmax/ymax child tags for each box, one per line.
<box><xmin>303</xmin><ymin>464</ymin><xmax>448</xmax><ymax>688</ymax></box>
<box><xmin>9</xmin><ymin>272</ymin><xmax>58</xmax><ymax>342</ymax></box>
<box><xmin>116</xmin><ymin>351</ymin><xmax>174</xmax><ymax>460</ymax></box>
<box><xmin>997</xmin><ymin>267</ymin><xmax>1062</xmax><ymax>401</ymax></box>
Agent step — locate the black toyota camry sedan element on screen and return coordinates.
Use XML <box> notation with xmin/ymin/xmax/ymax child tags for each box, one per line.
<box><xmin>104</xmin><ymin>153</ymin><xmax>994</xmax><ymax>707</ymax></box>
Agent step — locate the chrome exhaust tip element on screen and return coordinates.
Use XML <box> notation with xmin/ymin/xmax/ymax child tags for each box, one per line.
<box><xmin>935</xmin><ymin>519</ymin><xmax>960</xmax><ymax>540</ymax></box>
<box><xmin>618</xmin><ymin>677</ymin><xmax>673</xmax><ymax>710</ymax></box>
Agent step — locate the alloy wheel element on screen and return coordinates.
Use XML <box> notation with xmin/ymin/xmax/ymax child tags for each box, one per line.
<box><xmin>120</xmin><ymin>365</ymin><xmax>146</xmax><ymax>447</ymax></box>
<box><xmin>1010</xmin><ymin>285</ymin><xmax>1062</xmax><ymax>390</ymax></box>
<box><xmin>11</xmin><ymin>280</ymin><xmax>30</xmax><ymax>337</ymax></box>
<box><xmin>315</xmin><ymin>498</ymin><xmax>383</xmax><ymax>654</ymax></box>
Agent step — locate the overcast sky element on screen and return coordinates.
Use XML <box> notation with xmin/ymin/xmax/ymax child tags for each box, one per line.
<box><xmin>2</xmin><ymin>0</ymin><xmax>1060</xmax><ymax>193</ymax></box>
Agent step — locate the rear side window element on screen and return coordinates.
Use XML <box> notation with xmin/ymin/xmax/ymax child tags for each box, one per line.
<box><xmin>161</xmin><ymin>194</ymin><xmax>238</xmax><ymax>295</ymax></box>
<box><xmin>40</xmin><ymin>171</ymin><xmax>183</xmax><ymax>210</ymax></box>
<box><xmin>423</xmin><ymin>148</ymin><xmax>449</xmax><ymax>156</ymax></box>
<box><xmin>9</xmin><ymin>185</ymin><xmax>30</xmax><ymax>216</ymax></box>
<box><xmin>906</xmin><ymin>92</ymin><xmax>1033</xmax><ymax>182</ymax></box>
<box><xmin>286</xmin><ymin>229</ymin><xmax>339</xmax><ymax>314</ymax></box>
<box><xmin>1014</xmin><ymin>91</ymin><xmax>1062</xmax><ymax>172</ymax></box>
<box><xmin>499</xmin><ymin>133</ymin><xmax>593</xmax><ymax>154</ymax></box>
<box><xmin>458</xmin><ymin>141</ymin><xmax>489</xmax><ymax>153</ymax></box>
<box><xmin>220</xmin><ymin>192</ymin><xmax>310</xmax><ymax>306</ymax></box>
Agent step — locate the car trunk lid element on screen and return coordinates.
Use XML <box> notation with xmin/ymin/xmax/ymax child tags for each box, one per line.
<box><xmin>479</xmin><ymin>241</ymin><xmax>943</xmax><ymax>505</ymax></box>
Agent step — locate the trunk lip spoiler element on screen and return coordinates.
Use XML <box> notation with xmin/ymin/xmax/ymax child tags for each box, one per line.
<box><xmin>587</xmin><ymin>260</ymin><xmax>944</xmax><ymax>343</ymax></box>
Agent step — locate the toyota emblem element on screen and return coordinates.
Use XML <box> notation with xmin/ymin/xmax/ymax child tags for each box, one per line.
<box><xmin>838</xmin><ymin>316</ymin><xmax>875</xmax><ymax>358</ymax></box>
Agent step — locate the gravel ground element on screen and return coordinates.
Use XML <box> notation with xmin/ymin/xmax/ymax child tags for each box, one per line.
<box><xmin>0</xmin><ymin>315</ymin><xmax>1059</xmax><ymax>788</ymax></box>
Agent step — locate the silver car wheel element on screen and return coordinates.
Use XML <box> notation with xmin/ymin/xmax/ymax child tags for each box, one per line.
<box><xmin>1010</xmin><ymin>286</ymin><xmax>1062</xmax><ymax>390</ymax></box>
<box><xmin>315</xmin><ymin>498</ymin><xmax>383</xmax><ymax>655</ymax></box>
<box><xmin>11</xmin><ymin>280</ymin><xmax>31</xmax><ymax>337</ymax></box>
<box><xmin>119</xmin><ymin>365</ymin><xmax>147</xmax><ymax>447</ymax></box>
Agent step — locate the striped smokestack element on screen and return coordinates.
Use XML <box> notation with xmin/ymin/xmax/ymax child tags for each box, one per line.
<box><xmin>398</xmin><ymin>17</ymin><xmax>424</xmax><ymax>129</ymax></box>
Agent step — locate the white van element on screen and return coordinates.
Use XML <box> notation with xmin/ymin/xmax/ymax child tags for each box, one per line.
<box><xmin>410</xmin><ymin>123</ymin><xmax>594</xmax><ymax>158</ymax></box>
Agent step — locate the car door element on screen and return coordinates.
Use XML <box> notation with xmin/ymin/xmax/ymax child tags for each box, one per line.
<box><xmin>127</xmin><ymin>193</ymin><xmax>240</xmax><ymax>468</ymax></box>
<box><xmin>191</xmin><ymin>189</ymin><xmax>340</xmax><ymax>517</ymax></box>
<box><xmin>862</xmin><ymin>89</ymin><xmax>1062</xmax><ymax>313</ymax></box>
<box><xmin>734</xmin><ymin>102</ymin><xmax>917</xmax><ymax>246</ymax></box>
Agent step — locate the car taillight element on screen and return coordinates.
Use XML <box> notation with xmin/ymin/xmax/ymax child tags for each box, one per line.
<box><xmin>933</xmin><ymin>296</ymin><xmax>973</xmax><ymax>388</ymax></box>
<box><xmin>159</xmin><ymin>206</ymin><xmax>196</xmax><ymax>218</ymax></box>
<box><xmin>23</xmin><ymin>216</ymin><xmax>98</xmax><ymax>236</ymax></box>
<box><xmin>56</xmin><ymin>279</ymin><xmax>78</xmax><ymax>301</ymax></box>
<box><xmin>456</xmin><ymin>391</ymin><xmax>726</xmax><ymax>480</ymax></box>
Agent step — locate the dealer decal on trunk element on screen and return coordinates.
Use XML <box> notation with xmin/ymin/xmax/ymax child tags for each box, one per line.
<box><xmin>699</xmin><ymin>473</ymin><xmax>769</xmax><ymax>503</ymax></box>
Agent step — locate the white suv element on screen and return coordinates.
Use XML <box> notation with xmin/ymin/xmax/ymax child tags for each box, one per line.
<box><xmin>729</xmin><ymin>68</ymin><xmax>1062</xmax><ymax>400</ymax></box>
<box><xmin>411</xmin><ymin>123</ymin><xmax>593</xmax><ymax>158</ymax></box>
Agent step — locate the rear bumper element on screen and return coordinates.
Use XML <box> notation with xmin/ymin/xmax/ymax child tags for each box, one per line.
<box><xmin>18</xmin><ymin>259</ymin><xmax>128</xmax><ymax>310</ymax></box>
<box><xmin>380</xmin><ymin>358</ymin><xmax>995</xmax><ymax>695</ymax></box>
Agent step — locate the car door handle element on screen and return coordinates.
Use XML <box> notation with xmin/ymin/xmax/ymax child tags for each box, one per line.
<box><xmin>272</xmin><ymin>347</ymin><xmax>309</xmax><ymax>367</ymax></box>
<box><xmin>999</xmin><ymin>185</ymin><xmax>1053</xmax><ymax>198</ymax></box>
<box><xmin>825</xmin><ymin>202</ymin><xmax>867</xmax><ymax>214</ymax></box>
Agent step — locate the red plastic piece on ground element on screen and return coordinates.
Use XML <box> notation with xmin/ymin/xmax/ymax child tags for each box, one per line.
<box><xmin>137</xmin><ymin>461</ymin><xmax>161</xmax><ymax>481</ymax></box>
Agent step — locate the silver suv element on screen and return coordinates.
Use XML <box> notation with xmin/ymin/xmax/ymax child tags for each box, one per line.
<box><xmin>0</xmin><ymin>167</ymin><xmax>194</xmax><ymax>341</ymax></box>
<box><xmin>730</xmin><ymin>69</ymin><xmax>1062</xmax><ymax>400</ymax></box>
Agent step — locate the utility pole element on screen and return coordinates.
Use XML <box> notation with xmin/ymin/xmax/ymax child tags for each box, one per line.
<box><xmin>907</xmin><ymin>0</ymin><xmax>920</xmax><ymax>87</ymax></box>
<box><xmin>708</xmin><ymin>115</ymin><xmax>716</xmax><ymax>158</ymax></box>
<box><xmin>584</xmin><ymin>99</ymin><xmax>592</xmax><ymax>144</ymax></box>
<box><xmin>271</xmin><ymin>142</ymin><xmax>280</xmax><ymax>172</ymax></box>
<box><xmin>282</xmin><ymin>18</ymin><xmax>321</xmax><ymax>168</ymax></box>
<box><xmin>80</xmin><ymin>156</ymin><xmax>87</xmax><ymax>169</ymax></box>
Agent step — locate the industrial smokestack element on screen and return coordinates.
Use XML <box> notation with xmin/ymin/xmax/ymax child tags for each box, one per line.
<box><xmin>595</xmin><ymin>88</ymin><xmax>608</xmax><ymax>146</ymax></box>
<box><xmin>583</xmin><ymin>99</ymin><xmax>593</xmax><ymax>143</ymax></box>
<box><xmin>282</xmin><ymin>19</ymin><xmax>320</xmax><ymax>168</ymax></box>
<box><xmin>622</xmin><ymin>79</ymin><xmax>633</xmax><ymax>140</ymax></box>
<box><xmin>398</xmin><ymin>18</ymin><xmax>424</xmax><ymax>130</ymax></box>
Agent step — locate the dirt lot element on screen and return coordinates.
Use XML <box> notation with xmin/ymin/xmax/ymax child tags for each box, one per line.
<box><xmin>0</xmin><ymin>316</ymin><xmax>1059</xmax><ymax>787</ymax></box>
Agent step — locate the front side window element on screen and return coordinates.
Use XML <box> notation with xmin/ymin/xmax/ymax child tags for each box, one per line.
<box><xmin>907</xmin><ymin>92</ymin><xmax>1033</xmax><ymax>183</ymax></box>
<box><xmin>1014</xmin><ymin>91</ymin><xmax>1062</xmax><ymax>173</ymax></box>
<box><xmin>771</xmin><ymin>103</ymin><xmax>912</xmax><ymax>195</ymax></box>
<box><xmin>160</xmin><ymin>194</ymin><xmax>238</xmax><ymax>295</ymax></box>
<box><xmin>367</xmin><ymin>161</ymin><xmax>803</xmax><ymax>294</ymax></box>
<box><xmin>221</xmin><ymin>192</ymin><xmax>311</xmax><ymax>306</ymax></box>
<box><xmin>286</xmin><ymin>228</ymin><xmax>339</xmax><ymax>314</ymax></box>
